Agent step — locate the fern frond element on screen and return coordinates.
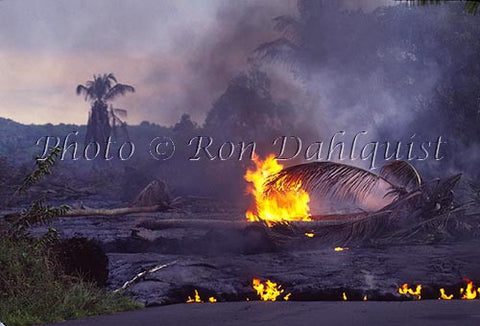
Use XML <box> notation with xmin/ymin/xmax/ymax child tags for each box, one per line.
<box><xmin>19</xmin><ymin>146</ymin><xmax>62</xmax><ymax>192</ymax></box>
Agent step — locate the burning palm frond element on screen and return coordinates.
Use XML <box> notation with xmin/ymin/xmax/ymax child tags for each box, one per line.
<box><xmin>254</xmin><ymin>158</ymin><xmax>473</xmax><ymax>246</ymax></box>
<box><xmin>264</xmin><ymin>160</ymin><xmax>427</xmax><ymax>207</ymax></box>
<box><xmin>265</xmin><ymin>162</ymin><xmax>396</xmax><ymax>203</ymax></box>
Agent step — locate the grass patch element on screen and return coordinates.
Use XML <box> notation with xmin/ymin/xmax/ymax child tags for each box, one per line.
<box><xmin>0</xmin><ymin>236</ymin><xmax>143</xmax><ymax>326</ymax></box>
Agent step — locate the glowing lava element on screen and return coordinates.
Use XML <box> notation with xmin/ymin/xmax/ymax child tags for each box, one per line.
<box><xmin>398</xmin><ymin>283</ymin><xmax>422</xmax><ymax>300</ymax></box>
<box><xmin>460</xmin><ymin>279</ymin><xmax>477</xmax><ymax>300</ymax></box>
<box><xmin>252</xmin><ymin>278</ymin><xmax>290</xmax><ymax>301</ymax></box>
<box><xmin>244</xmin><ymin>154</ymin><xmax>311</xmax><ymax>226</ymax></box>
<box><xmin>439</xmin><ymin>288</ymin><xmax>453</xmax><ymax>300</ymax></box>
<box><xmin>186</xmin><ymin>289</ymin><xmax>217</xmax><ymax>303</ymax></box>
<box><xmin>186</xmin><ymin>289</ymin><xmax>202</xmax><ymax>303</ymax></box>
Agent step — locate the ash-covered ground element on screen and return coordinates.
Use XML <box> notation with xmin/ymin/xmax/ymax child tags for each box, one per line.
<box><xmin>26</xmin><ymin>197</ymin><xmax>480</xmax><ymax>306</ymax></box>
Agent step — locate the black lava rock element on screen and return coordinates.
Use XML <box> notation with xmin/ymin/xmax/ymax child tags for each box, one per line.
<box><xmin>51</xmin><ymin>237</ymin><xmax>109</xmax><ymax>286</ymax></box>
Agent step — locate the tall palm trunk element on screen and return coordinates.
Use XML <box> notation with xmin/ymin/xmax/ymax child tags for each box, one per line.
<box><xmin>85</xmin><ymin>101</ymin><xmax>111</xmax><ymax>144</ymax></box>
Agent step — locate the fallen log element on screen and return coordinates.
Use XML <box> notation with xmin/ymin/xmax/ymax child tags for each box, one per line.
<box><xmin>136</xmin><ymin>216</ymin><xmax>368</xmax><ymax>231</ymax></box>
<box><xmin>65</xmin><ymin>205</ymin><xmax>170</xmax><ymax>217</ymax></box>
<box><xmin>3</xmin><ymin>204</ymin><xmax>176</xmax><ymax>222</ymax></box>
<box><xmin>114</xmin><ymin>260</ymin><xmax>178</xmax><ymax>293</ymax></box>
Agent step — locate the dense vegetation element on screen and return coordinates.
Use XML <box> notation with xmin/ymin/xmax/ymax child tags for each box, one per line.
<box><xmin>0</xmin><ymin>237</ymin><xmax>142</xmax><ymax>326</ymax></box>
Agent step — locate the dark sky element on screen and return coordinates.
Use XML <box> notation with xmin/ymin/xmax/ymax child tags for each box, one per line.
<box><xmin>0</xmin><ymin>0</ymin><xmax>391</xmax><ymax>126</ymax></box>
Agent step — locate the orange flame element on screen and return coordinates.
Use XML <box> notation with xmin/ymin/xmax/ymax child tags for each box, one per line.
<box><xmin>460</xmin><ymin>279</ymin><xmax>477</xmax><ymax>300</ymax></box>
<box><xmin>186</xmin><ymin>289</ymin><xmax>217</xmax><ymax>303</ymax></box>
<box><xmin>398</xmin><ymin>283</ymin><xmax>422</xmax><ymax>300</ymax></box>
<box><xmin>186</xmin><ymin>289</ymin><xmax>202</xmax><ymax>303</ymax></box>
<box><xmin>439</xmin><ymin>288</ymin><xmax>453</xmax><ymax>300</ymax></box>
<box><xmin>252</xmin><ymin>278</ymin><xmax>290</xmax><ymax>301</ymax></box>
<box><xmin>244</xmin><ymin>154</ymin><xmax>311</xmax><ymax>226</ymax></box>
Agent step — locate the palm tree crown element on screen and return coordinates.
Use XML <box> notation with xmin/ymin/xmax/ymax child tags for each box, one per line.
<box><xmin>76</xmin><ymin>73</ymin><xmax>135</xmax><ymax>104</ymax></box>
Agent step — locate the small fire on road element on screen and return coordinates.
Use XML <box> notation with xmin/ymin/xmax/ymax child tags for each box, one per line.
<box><xmin>439</xmin><ymin>288</ymin><xmax>453</xmax><ymax>300</ymax></box>
<box><xmin>460</xmin><ymin>279</ymin><xmax>477</xmax><ymax>300</ymax></box>
<box><xmin>186</xmin><ymin>289</ymin><xmax>217</xmax><ymax>304</ymax></box>
<box><xmin>398</xmin><ymin>279</ymin><xmax>480</xmax><ymax>300</ymax></box>
<box><xmin>252</xmin><ymin>278</ymin><xmax>291</xmax><ymax>302</ymax></box>
<box><xmin>398</xmin><ymin>283</ymin><xmax>422</xmax><ymax>300</ymax></box>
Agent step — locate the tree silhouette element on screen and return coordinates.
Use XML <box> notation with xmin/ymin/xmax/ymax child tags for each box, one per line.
<box><xmin>76</xmin><ymin>73</ymin><xmax>135</xmax><ymax>143</ymax></box>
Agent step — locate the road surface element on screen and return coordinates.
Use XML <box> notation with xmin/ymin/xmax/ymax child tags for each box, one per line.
<box><xmin>46</xmin><ymin>301</ymin><xmax>480</xmax><ymax>326</ymax></box>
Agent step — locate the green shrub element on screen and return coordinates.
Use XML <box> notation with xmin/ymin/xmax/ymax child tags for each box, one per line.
<box><xmin>0</xmin><ymin>237</ymin><xmax>142</xmax><ymax>326</ymax></box>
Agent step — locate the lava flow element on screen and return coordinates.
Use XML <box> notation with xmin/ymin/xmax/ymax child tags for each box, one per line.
<box><xmin>439</xmin><ymin>288</ymin><xmax>453</xmax><ymax>300</ymax></box>
<box><xmin>244</xmin><ymin>154</ymin><xmax>311</xmax><ymax>226</ymax></box>
<box><xmin>252</xmin><ymin>278</ymin><xmax>291</xmax><ymax>301</ymax></box>
<box><xmin>186</xmin><ymin>289</ymin><xmax>217</xmax><ymax>303</ymax></box>
<box><xmin>460</xmin><ymin>279</ymin><xmax>477</xmax><ymax>300</ymax></box>
<box><xmin>398</xmin><ymin>283</ymin><xmax>422</xmax><ymax>300</ymax></box>
<box><xmin>186</xmin><ymin>289</ymin><xmax>202</xmax><ymax>303</ymax></box>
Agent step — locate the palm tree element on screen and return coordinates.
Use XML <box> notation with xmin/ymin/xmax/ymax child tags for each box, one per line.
<box><xmin>76</xmin><ymin>73</ymin><xmax>135</xmax><ymax>144</ymax></box>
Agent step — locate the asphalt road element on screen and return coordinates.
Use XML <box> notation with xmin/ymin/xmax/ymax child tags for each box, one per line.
<box><xmin>46</xmin><ymin>301</ymin><xmax>480</xmax><ymax>326</ymax></box>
